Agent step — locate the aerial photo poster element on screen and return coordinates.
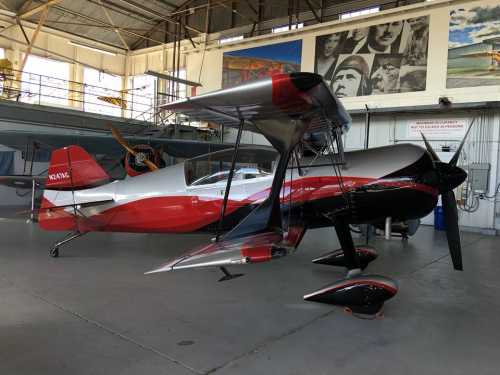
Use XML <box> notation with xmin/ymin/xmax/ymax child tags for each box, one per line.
<box><xmin>222</xmin><ymin>40</ymin><xmax>302</xmax><ymax>89</ymax></box>
<box><xmin>447</xmin><ymin>4</ymin><xmax>500</xmax><ymax>88</ymax></box>
<box><xmin>314</xmin><ymin>16</ymin><xmax>429</xmax><ymax>97</ymax></box>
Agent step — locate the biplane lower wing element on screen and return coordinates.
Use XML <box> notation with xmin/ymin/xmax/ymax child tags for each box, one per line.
<box><xmin>146</xmin><ymin>226</ymin><xmax>306</xmax><ymax>274</ymax></box>
<box><xmin>150</xmin><ymin>72</ymin><xmax>348</xmax><ymax>274</ymax></box>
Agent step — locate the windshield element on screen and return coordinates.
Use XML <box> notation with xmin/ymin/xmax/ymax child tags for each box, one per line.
<box><xmin>185</xmin><ymin>147</ymin><xmax>277</xmax><ymax>186</ymax></box>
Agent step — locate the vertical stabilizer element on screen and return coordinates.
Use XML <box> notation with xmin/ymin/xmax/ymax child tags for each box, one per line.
<box><xmin>46</xmin><ymin>145</ymin><xmax>109</xmax><ymax>190</ymax></box>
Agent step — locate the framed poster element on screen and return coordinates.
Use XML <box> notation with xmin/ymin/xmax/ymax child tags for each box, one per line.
<box><xmin>447</xmin><ymin>4</ymin><xmax>500</xmax><ymax>88</ymax></box>
<box><xmin>314</xmin><ymin>16</ymin><xmax>429</xmax><ymax>97</ymax></box>
<box><xmin>222</xmin><ymin>40</ymin><xmax>302</xmax><ymax>88</ymax></box>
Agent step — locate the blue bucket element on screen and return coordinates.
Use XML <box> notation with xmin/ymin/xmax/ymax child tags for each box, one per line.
<box><xmin>434</xmin><ymin>206</ymin><xmax>445</xmax><ymax>231</ymax></box>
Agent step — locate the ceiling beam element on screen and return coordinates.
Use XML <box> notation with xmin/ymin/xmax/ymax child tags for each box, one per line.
<box><xmin>17</xmin><ymin>7</ymin><xmax>48</xmax><ymax>79</ymax></box>
<box><xmin>204</xmin><ymin>0</ymin><xmax>211</xmax><ymax>37</ymax></box>
<box><xmin>129</xmin><ymin>21</ymin><xmax>165</xmax><ymax>50</ymax></box>
<box><xmin>214</xmin><ymin>0</ymin><xmax>257</xmax><ymax>25</ymax></box>
<box><xmin>0</xmin><ymin>0</ymin><xmax>11</xmax><ymax>11</ymax></box>
<box><xmin>129</xmin><ymin>0</ymin><xmax>208</xmax><ymax>50</ymax></box>
<box><xmin>87</xmin><ymin>0</ymin><xmax>157</xmax><ymax>25</ymax></box>
<box><xmin>304</xmin><ymin>0</ymin><xmax>320</xmax><ymax>22</ymax></box>
<box><xmin>16</xmin><ymin>17</ymin><xmax>31</xmax><ymax>44</ymax></box>
<box><xmin>112</xmin><ymin>0</ymin><xmax>203</xmax><ymax>34</ymax></box>
<box><xmin>2</xmin><ymin>14</ymin><xmax>128</xmax><ymax>51</ymax></box>
<box><xmin>0</xmin><ymin>23</ymin><xmax>18</xmax><ymax>36</ymax></box>
<box><xmin>242</xmin><ymin>0</ymin><xmax>258</xmax><ymax>15</ymax></box>
<box><xmin>43</xmin><ymin>19</ymin><xmax>153</xmax><ymax>32</ymax></box>
<box><xmin>153</xmin><ymin>0</ymin><xmax>177</xmax><ymax>9</ymax></box>
<box><xmin>17</xmin><ymin>0</ymin><xmax>34</xmax><ymax>12</ymax></box>
<box><xmin>49</xmin><ymin>4</ymin><xmax>166</xmax><ymax>45</ymax></box>
<box><xmin>97</xmin><ymin>0</ymin><xmax>129</xmax><ymax>50</ymax></box>
<box><xmin>19</xmin><ymin>0</ymin><xmax>64</xmax><ymax>19</ymax></box>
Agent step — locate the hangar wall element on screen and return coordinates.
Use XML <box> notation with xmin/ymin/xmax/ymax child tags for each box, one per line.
<box><xmin>1</xmin><ymin>0</ymin><xmax>499</xmax><ymax>231</ymax></box>
<box><xmin>174</xmin><ymin>0</ymin><xmax>499</xmax><ymax>109</ymax></box>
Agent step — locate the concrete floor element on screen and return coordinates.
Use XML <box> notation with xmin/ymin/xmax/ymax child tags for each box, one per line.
<box><xmin>0</xmin><ymin>219</ymin><xmax>499</xmax><ymax>375</ymax></box>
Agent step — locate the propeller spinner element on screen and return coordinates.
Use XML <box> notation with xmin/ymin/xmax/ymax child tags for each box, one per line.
<box><xmin>420</xmin><ymin>120</ymin><xmax>474</xmax><ymax>271</ymax></box>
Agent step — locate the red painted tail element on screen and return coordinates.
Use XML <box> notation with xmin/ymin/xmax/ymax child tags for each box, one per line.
<box><xmin>46</xmin><ymin>145</ymin><xmax>110</xmax><ymax>190</ymax></box>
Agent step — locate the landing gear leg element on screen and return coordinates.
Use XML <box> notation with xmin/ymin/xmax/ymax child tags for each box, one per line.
<box><xmin>218</xmin><ymin>266</ymin><xmax>244</xmax><ymax>282</ymax></box>
<box><xmin>335</xmin><ymin>218</ymin><xmax>361</xmax><ymax>273</ymax></box>
<box><xmin>50</xmin><ymin>231</ymin><xmax>86</xmax><ymax>258</ymax></box>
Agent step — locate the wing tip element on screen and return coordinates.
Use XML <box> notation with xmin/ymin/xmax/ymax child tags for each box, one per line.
<box><xmin>144</xmin><ymin>265</ymin><xmax>173</xmax><ymax>275</ymax></box>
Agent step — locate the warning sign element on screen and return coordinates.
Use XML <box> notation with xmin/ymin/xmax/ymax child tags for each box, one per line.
<box><xmin>407</xmin><ymin>119</ymin><xmax>467</xmax><ymax>139</ymax></box>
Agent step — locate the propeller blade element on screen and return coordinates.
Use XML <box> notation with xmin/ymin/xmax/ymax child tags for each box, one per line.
<box><xmin>420</xmin><ymin>132</ymin><xmax>440</xmax><ymax>162</ymax></box>
<box><xmin>449</xmin><ymin>118</ymin><xmax>475</xmax><ymax>167</ymax></box>
<box><xmin>109</xmin><ymin>125</ymin><xmax>159</xmax><ymax>172</ymax></box>
<box><xmin>442</xmin><ymin>190</ymin><xmax>463</xmax><ymax>271</ymax></box>
<box><xmin>143</xmin><ymin>158</ymin><xmax>159</xmax><ymax>171</ymax></box>
<box><xmin>109</xmin><ymin>126</ymin><xmax>137</xmax><ymax>156</ymax></box>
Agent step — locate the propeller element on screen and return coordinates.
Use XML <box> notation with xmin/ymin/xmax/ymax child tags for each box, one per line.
<box><xmin>420</xmin><ymin>120</ymin><xmax>475</xmax><ymax>271</ymax></box>
<box><xmin>109</xmin><ymin>126</ymin><xmax>159</xmax><ymax>172</ymax></box>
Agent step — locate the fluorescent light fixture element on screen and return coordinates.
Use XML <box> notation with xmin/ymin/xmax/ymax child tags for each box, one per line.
<box><xmin>272</xmin><ymin>23</ymin><xmax>304</xmax><ymax>34</ymax></box>
<box><xmin>219</xmin><ymin>35</ymin><xmax>244</xmax><ymax>45</ymax></box>
<box><xmin>68</xmin><ymin>41</ymin><xmax>117</xmax><ymax>56</ymax></box>
<box><xmin>0</xmin><ymin>9</ymin><xmax>16</xmax><ymax>17</ymax></box>
<box><xmin>340</xmin><ymin>6</ymin><xmax>380</xmax><ymax>20</ymax></box>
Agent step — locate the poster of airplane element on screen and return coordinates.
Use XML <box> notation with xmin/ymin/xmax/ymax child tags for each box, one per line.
<box><xmin>447</xmin><ymin>3</ymin><xmax>500</xmax><ymax>88</ymax></box>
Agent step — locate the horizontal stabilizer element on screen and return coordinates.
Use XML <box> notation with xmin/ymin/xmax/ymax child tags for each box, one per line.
<box><xmin>0</xmin><ymin>175</ymin><xmax>45</xmax><ymax>189</ymax></box>
<box><xmin>39</xmin><ymin>199</ymin><xmax>114</xmax><ymax>211</ymax></box>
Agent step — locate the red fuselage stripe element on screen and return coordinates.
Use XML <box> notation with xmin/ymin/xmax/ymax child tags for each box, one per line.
<box><xmin>39</xmin><ymin>176</ymin><xmax>437</xmax><ymax>232</ymax></box>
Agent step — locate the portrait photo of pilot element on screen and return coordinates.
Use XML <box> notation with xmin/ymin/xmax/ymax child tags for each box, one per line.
<box><xmin>402</xmin><ymin>16</ymin><xmax>429</xmax><ymax>66</ymax></box>
<box><xmin>342</xmin><ymin>27</ymin><xmax>369</xmax><ymax>54</ymax></box>
<box><xmin>315</xmin><ymin>32</ymin><xmax>347</xmax><ymax>80</ymax></box>
<box><xmin>330</xmin><ymin>55</ymin><xmax>372</xmax><ymax>98</ymax></box>
<box><xmin>358</xmin><ymin>21</ymin><xmax>404</xmax><ymax>54</ymax></box>
<box><xmin>370</xmin><ymin>54</ymin><xmax>403</xmax><ymax>94</ymax></box>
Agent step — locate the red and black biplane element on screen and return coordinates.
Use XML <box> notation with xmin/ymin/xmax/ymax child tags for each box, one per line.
<box><xmin>33</xmin><ymin>72</ymin><xmax>469</xmax><ymax>316</ymax></box>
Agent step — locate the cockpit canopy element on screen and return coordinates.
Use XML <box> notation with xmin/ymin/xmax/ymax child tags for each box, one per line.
<box><xmin>184</xmin><ymin>147</ymin><xmax>278</xmax><ymax>186</ymax></box>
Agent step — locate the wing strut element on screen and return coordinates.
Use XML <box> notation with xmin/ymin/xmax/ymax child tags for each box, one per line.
<box><xmin>216</xmin><ymin>118</ymin><xmax>245</xmax><ymax>241</ymax></box>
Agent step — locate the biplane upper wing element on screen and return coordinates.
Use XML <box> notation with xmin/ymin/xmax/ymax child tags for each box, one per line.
<box><xmin>160</xmin><ymin>72</ymin><xmax>351</xmax><ymax>140</ymax></box>
<box><xmin>148</xmin><ymin>72</ymin><xmax>349</xmax><ymax>275</ymax></box>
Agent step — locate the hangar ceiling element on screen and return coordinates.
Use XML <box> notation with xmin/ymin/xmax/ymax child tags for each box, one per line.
<box><xmin>0</xmin><ymin>0</ymin><xmax>423</xmax><ymax>51</ymax></box>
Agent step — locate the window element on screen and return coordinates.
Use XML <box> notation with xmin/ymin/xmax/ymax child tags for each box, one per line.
<box><xmin>128</xmin><ymin>74</ymin><xmax>156</xmax><ymax>121</ymax></box>
<box><xmin>0</xmin><ymin>48</ymin><xmax>7</xmax><ymax>97</ymax></box>
<box><xmin>340</xmin><ymin>6</ymin><xmax>380</xmax><ymax>20</ymax></box>
<box><xmin>272</xmin><ymin>23</ymin><xmax>304</xmax><ymax>34</ymax></box>
<box><xmin>20</xmin><ymin>55</ymin><xmax>69</xmax><ymax>107</ymax></box>
<box><xmin>219</xmin><ymin>35</ymin><xmax>244</xmax><ymax>45</ymax></box>
<box><xmin>83</xmin><ymin>67</ymin><xmax>122</xmax><ymax>117</ymax></box>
